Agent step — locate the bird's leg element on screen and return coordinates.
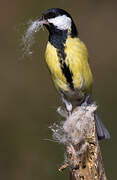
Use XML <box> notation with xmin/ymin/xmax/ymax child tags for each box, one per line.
<box><xmin>81</xmin><ymin>97</ymin><xmax>88</xmax><ymax>108</ymax></box>
<box><xmin>61</xmin><ymin>93</ymin><xmax>72</xmax><ymax>116</ymax></box>
<box><xmin>81</xmin><ymin>94</ymin><xmax>93</xmax><ymax>108</ymax></box>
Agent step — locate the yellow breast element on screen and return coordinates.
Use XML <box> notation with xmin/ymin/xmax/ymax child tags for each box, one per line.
<box><xmin>45</xmin><ymin>42</ymin><xmax>68</xmax><ymax>91</ymax></box>
<box><xmin>64</xmin><ymin>37</ymin><xmax>93</xmax><ymax>93</ymax></box>
<box><xmin>45</xmin><ymin>37</ymin><xmax>93</xmax><ymax>94</ymax></box>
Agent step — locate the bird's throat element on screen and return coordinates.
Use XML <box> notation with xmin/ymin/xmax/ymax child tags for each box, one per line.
<box><xmin>48</xmin><ymin>30</ymin><xmax>68</xmax><ymax>50</ymax></box>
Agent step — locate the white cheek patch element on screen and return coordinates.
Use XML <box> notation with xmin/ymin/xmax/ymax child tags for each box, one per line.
<box><xmin>48</xmin><ymin>15</ymin><xmax>72</xmax><ymax>30</ymax></box>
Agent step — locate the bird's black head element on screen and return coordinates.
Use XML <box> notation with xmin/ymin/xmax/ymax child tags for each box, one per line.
<box><xmin>39</xmin><ymin>8</ymin><xmax>78</xmax><ymax>37</ymax></box>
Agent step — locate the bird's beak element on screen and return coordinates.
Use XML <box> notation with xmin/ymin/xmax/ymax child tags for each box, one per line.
<box><xmin>38</xmin><ymin>18</ymin><xmax>49</xmax><ymax>26</ymax></box>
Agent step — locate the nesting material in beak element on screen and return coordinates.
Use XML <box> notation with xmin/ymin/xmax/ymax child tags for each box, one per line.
<box><xmin>22</xmin><ymin>19</ymin><xmax>47</xmax><ymax>57</ymax></box>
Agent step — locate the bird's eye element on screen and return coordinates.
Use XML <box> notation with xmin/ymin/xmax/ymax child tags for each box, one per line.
<box><xmin>44</xmin><ymin>12</ymin><xmax>57</xmax><ymax>19</ymax></box>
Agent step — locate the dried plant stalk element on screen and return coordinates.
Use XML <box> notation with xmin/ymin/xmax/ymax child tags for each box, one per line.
<box><xmin>51</xmin><ymin>103</ymin><xmax>107</xmax><ymax>180</ymax></box>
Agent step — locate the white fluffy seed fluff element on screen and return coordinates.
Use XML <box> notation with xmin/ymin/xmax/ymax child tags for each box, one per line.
<box><xmin>48</xmin><ymin>15</ymin><xmax>72</xmax><ymax>30</ymax></box>
<box><xmin>22</xmin><ymin>20</ymin><xmax>44</xmax><ymax>56</ymax></box>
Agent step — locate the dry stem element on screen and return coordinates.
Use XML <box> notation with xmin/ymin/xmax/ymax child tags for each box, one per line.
<box><xmin>50</xmin><ymin>103</ymin><xmax>107</xmax><ymax>180</ymax></box>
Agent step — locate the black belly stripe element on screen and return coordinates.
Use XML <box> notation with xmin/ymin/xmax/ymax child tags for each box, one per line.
<box><xmin>49</xmin><ymin>30</ymin><xmax>74</xmax><ymax>90</ymax></box>
<box><xmin>58</xmin><ymin>49</ymin><xmax>74</xmax><ymax>90</ymax></box>
<box><xmin>61</xmin><ymin>61</ymin><xmax>74</xmax><ymax>89</ymax></box>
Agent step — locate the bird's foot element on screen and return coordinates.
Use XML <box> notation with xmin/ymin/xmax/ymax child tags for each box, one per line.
<box><xmin>57</xmin><ymin>106</ymin><xmax>68</xmax><ymax>118</ymax></box>
<box><xmin>61</xmin><ymin>93</ymin><xmax>72</xmax><ymax>116</ymax></box>
<box><xmin>81</xmin><ymin>94</ymin><xmax>91</xmax><ymax>109</ymax></box>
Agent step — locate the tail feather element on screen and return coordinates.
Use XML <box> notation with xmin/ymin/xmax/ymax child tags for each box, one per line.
<box><xmin>83</xmin><ymin>94</ymin><xmax>110</xmax><ymax>140</ymax></box>
<box><xmin>94</xmin><ymin>112</ymin><xmax>110</xmax><ymax>140</ymax></box>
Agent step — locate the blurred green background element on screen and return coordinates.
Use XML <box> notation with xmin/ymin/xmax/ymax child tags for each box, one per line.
<box><xmin>0</xmin><ymin>0</ymin><xmax>117</xmax><ymax>179</ymax></box>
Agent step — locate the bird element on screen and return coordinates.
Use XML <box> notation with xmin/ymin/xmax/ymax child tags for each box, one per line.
<box><xmin>38</xmin><ymin>8</ymin><xmax>110</xmax><ymax>140</ymax></box>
